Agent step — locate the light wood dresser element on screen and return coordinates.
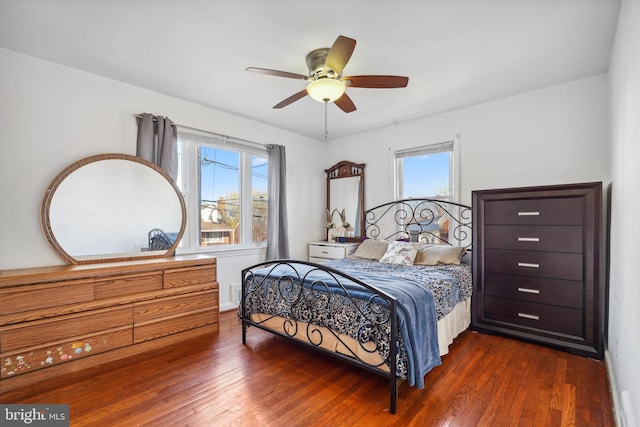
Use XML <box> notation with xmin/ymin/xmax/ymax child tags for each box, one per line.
<box><xmin>472</xmin><ymin>182</ymin><xmax>603</xmax><ymax>359</ymax></box>
<box><xmin>0</xmin><ymin>254</ymin><xmax>218</xmax><ymax>391</ymax></box>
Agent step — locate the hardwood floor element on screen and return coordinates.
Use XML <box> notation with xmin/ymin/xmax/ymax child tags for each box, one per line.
<box><xmin>1</xmin><ymin>310</ymin><xmax>614</xmax><ymax>426</ymax></box>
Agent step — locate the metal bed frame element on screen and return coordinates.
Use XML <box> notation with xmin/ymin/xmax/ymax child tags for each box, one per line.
<box><xmin>240</xmin><ymin>198</ymin><xmax>472</xmax><ymax>414</ymax></box>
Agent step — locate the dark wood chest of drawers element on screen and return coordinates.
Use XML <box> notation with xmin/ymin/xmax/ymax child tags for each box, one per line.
<box><xmin>471</xmin><ymin>182</ymin><xmax>603</xmax><ymax>359</ymax></box>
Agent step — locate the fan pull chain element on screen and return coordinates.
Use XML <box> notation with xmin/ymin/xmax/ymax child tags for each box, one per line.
<box><xmin>324</xmin><ymin>100</ymin><xmax>329</xmax><ymax>141</ymax></box>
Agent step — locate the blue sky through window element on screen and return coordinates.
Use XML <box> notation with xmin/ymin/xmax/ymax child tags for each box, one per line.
<box><xmin>252</xmin><ymin>156</ymin><xmax>268</xmax><ymax>196</ymax></box>
<box><xmin>402</xmin><ymin>152</ymin><xmax>450</xmax><ymax>198</ymax></box>
<box><xmin>200</xmin><ymin>147</ymin><xmax>268</xmax><ymax>203</ymax></box>
<box><xmin>200</xmin><ymin>147</ymin><xmax>239</xmax><ymax>203</ymax></box>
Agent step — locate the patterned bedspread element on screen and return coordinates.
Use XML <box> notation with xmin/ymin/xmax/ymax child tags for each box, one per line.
<box><xmin>241</xmin><ymin>259</ymin><xmax>471</xmax><ymax>389</ymax></box>
<box><xmin>324</xmin><ymin>258</ymin><xmax>472</xmax><ymax>320</ymax></box>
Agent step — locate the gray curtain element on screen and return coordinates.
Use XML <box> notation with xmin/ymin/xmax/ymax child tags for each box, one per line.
<box><xmin>266</xmin><ymin>144</ymin><xmax>290</xmax><ymax>260</ymax></box>
<box><xmin>136</xmin><ymin>113</ymin><xmax>178</xmax><ymax>181</ymax></box>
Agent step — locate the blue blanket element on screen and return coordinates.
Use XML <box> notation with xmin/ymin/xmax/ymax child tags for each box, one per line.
<box><xmin>328</xmin><ymin>269</ymin><xmax>441</xmax><ymax>389</ymax></box>
<box><xmin>250</xmin><ymin>263</ymin><xmax>441</xmax><ymax>389</ymax></box>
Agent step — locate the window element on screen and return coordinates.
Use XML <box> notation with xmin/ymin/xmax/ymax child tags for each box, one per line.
<box><xmin>393</xmin><ymin>137</ymin><xmax>460</xmax><ymax>244</ymax></box>
<box><xmin>176</xmin><ymin>130</ymin><xmax>268</xmax><ymax>252</ymax></box>
<box><xmin>394</xmin><ymin>139</ymin><xmax>456</xmax><ymax>201</ymax></box>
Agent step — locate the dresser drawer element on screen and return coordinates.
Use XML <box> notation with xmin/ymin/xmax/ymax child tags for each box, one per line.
<box><xmin>484</xmin><ymin>296</ymin><xmax>582</xmax><ymax>336</ymax></box>
<box><xmin>309</xmin><ymin>244</ymin><xmax>347</xmax><ymax>260</ymax></box>
<box><xmin>164</xmin><ymin>265</ymin><xmax>217</xmax><ymax>288</ymax></box>
<box><xmin>484</xmin><ymin>225</ymin><xmax>582</xmax><ymax>253</ymax></box>
<box><xmin>0</xmin><ymin>327</ymin><xmax>133</xmax><ymax>379</ymax></box>
<box><xmin>0</xmin><ymin>305</ymin><xmax>133</xmax><ymax>352</ymax></box>
<box><xmin>134</xmin><ymin>308</ymin><xmax>218</xmax><ymax>343</ymax></box>
<box><xmin>484</xmin><ymin>197</ymin><xmax>583</xmax><ymax>225</ymax></box>
<box><xmin>485</xmin><ymin>249</ymin><xmax>582</xmax><ymax>281</ymax></box>
<box><xmin>0</xmin><ymin>279</ymin><xmax>94</xmax><ymax>317</ymax></box>
<box><xmin>484</xmin><ymin>273</ymin><xmax>583</xmax><ymax>309</ymax></box>
<box><xmin>133</xmin><ymin>290</ymin><xmax>218</xmax><ymax>323</ymax></box>
<box><xmin>94</xmin><ymin>272</ymin><xmax>163</xmax><ymax>299</ymax></box>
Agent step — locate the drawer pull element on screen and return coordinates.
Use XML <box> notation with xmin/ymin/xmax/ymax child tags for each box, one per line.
<box><xmin>321</xmin><ymin>250</ymin><xmax>329</xmax><ymax>254</ymax></box>
<box><xmin>517</xmin><ymin>262</ymin><xmax>540</xmax><ymax>268</ymax></box>
<box><xmin>517</xmin><ymin>211</ymin><xmax>540</xmax><ymax>216</ymax></box>
<box><xmin>518</xmin><ymin>287</ymin><xmax>540</xmax><ymax>294</ymax></box>
<box><xmin>518</xmin><ymin>312</ymin><xmax>540</xmax><ymax>321</ymax></box>
<box><xmin>517</xmin><ymin>237</ymin><xmax>540</xmax><ymax>242</ymax></box>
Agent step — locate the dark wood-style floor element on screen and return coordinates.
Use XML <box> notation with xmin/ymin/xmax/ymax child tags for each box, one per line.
<box><xmin>1</xmin><ymin>310</ymin><xmax>614</xmax><ymax>426</ymax></box>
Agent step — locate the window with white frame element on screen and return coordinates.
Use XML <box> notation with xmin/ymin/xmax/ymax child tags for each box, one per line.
<box><xmin>394</xmin><ymin>139</ymin><xmax>456</xmax><ymax>201</ymax></box>
<box><xmin>176</xmin><ymin>130</ymin><xmax>268</xmax><ymax>252</ymax></box>
<box><xmin>392</xmin><ymin>137</ymin><xmax>460</xmax><ymax>244</ymax></box>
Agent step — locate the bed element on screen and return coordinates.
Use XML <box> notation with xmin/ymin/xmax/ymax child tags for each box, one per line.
<box><xmin>240</xmin><ymin>199</ymin><xmax>472</xmax><ymax>413</ymax></box>
<box><xmin>147</xmin><ymin>228</ymin><xmax>179</xmax><ymax>251</ymax></box>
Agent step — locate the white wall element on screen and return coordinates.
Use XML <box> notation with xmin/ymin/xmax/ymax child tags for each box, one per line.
<box><xmin>327</xmin><ymin>75</ymin><xmax>610</xmax><ymax>208</ymax></box>
<box><xmin>0</xmin><ymin>23</ymin><xmax>634</xmax><ymax>422</ymax></box>
<box><xmin>608</xmin><ymin>0</ymin><xmax>640</xmax><ymax>425</ymax></box>
<box><xmin>0</xmin><ymin>47</ymin><xmax>613</xmax><ymax>313</ymax></box>
<box><xmin>0</xmin><ymin>47</ymin><xmax>327</xmax><ymax>311</ymax></box>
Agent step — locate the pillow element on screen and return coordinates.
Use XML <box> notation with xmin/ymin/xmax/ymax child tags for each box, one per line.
<box><xmin>414</xmin><ymin>244</ymin><xmax>467</xmax><ymax>265</ymax></box>
<box><xmin>350</xmin><ymin>239</ymin><xmax>389</xmax><ymax>261</ymax></box>
<box><xmin>379</xmin><ymin>241</ymin><xmax>418</xmax><ymax>266</ymax></box>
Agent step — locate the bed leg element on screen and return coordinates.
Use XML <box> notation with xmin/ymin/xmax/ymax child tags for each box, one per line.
<box><xmin>240</xmin><ymin>271</ymin><xmax>246</xmax><ymax>346</ymax></box>
<box><xmin>390</xmin><ymin>379</ymin><xmax>397</xmax><ymax>414</ymax></box>
<box><xmin>242</xmin><ymin>322</ymin><xmax>247</xmax><ymax>345</ymax></box>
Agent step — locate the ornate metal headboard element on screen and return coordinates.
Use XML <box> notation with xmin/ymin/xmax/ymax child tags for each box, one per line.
<box><xmin>363</xmin><ymin>199</ymin><xmax>472</xmax><ymax>248</ymax></box>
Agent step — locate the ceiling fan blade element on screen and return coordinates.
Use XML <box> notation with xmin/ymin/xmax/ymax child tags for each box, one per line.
<box><xmin>343</xmin><ymin>75</ymin><xmax>409</xmax><ymax>88</ymax></box>
<box><xmin>273</xmin><ymin>89</ymin><xmax>309</xmax><ymax>109</ymax></box>
<box><xmin>334</xmin><ymin>93</ymin><xmax>356</xmax><ymax>113</ymax></box>
<box><xmin>324</xmin><ymin>36</ymin><xmax>356</xmax><ymax>75</ymax></box>
<box><xmin>246</xmin><ymin>67</ymin><xmax>309</xmax><ymax>80</ymax></box>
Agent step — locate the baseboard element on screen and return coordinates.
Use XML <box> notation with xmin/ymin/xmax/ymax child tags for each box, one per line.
<box><xmin>605</xmin><ymin>345</ymin><xmax>637</xmax><ymax>427</ymax></box>
<box><xmin>220</xmin><ymin>302</ymin><xmax>239</xmax><ymax>312</ymax></box>
<box><xmin>606</xmin><ymin>347</ymin><xmax>623</xmax><ymax>426</ymax></box>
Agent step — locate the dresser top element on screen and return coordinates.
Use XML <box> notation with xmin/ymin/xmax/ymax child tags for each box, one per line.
<box><xmin>0</xmin><ymin>254</ymin><xmax>216</xmax><ymax>288</ymax></box>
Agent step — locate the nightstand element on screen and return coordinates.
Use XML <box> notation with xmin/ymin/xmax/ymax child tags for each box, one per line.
<box><xmin>308</xmin><ymin>241</ymin><xmax>360</xmax><ymax>263</ymax></box>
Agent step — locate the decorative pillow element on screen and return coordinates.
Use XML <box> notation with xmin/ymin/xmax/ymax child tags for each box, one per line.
<box><xmin>414</xmin><ymin>244</ymin><xmax>467</xmax><ymax>265</ymax></box>
<box><xmin>350</xmin><ymin>239</ymin><xmax>389</xmax><ymax>261</ymax></box>
<box><xmin>379</xmin><ymin>241</ymin><xmax>418</xmax><ymax>266</ymax></box>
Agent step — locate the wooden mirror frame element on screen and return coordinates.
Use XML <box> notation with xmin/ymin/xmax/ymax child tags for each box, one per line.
<box><xmin>41</xmin><ymin>153</ymin><xmax>187</xmax><ymax>264</ymax></box>
<box><xmin>325</xmin><ymin>160</ymin><xmax>365</xmax><ymax>242</ymax></box>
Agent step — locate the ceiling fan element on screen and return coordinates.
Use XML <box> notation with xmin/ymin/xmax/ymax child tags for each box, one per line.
<box><xmin>246</xmin><ymin>35</ymin><xmax>409</xmax><ymax>113</ymax></box>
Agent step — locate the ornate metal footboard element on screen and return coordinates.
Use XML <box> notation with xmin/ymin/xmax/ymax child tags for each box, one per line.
<box><xmin>240</xmin><ymin>260</ymin><xmax>400</xmax><ymax>414</ymax></box>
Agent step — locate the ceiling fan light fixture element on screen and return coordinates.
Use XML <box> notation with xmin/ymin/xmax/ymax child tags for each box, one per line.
<box><xmin>307</xmin><ymin>78</ymin><xmax>345</xmax><ymax>103</ymax></box>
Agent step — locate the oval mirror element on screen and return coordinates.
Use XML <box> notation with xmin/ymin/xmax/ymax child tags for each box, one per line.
<box><xmin>41</xmin><ymin>153</ymin><xmax>186</xmax><ymax>264</ymax></box>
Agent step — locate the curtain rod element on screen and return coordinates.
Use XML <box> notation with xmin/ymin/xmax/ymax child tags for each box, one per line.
<box><xmin>133</xmin><ymin>114</ymin><xmax>267</xmax><ymax>149</ymax></box>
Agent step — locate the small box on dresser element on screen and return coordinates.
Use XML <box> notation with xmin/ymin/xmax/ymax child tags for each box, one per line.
<box><xmin>471</xmin><ymin>182</ymin><xmax>604</xmax><ymax>359</ymax></box>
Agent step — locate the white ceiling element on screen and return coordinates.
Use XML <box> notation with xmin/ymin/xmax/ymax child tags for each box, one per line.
<box><xmin>0</xmin><ymin>0</ymin><xmax>621</xmax><ymax>142</ymax></box>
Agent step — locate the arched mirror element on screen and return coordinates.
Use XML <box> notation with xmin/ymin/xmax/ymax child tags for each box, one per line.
<box><xmin>325</xmin><ymin>160</ymin><xmax>365</xmax><ymax>242</ymax></box>
<box><xmin>41</xmin><ymin>153</ymin><xmax>186</xmax><ymax>264</ymax></box>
